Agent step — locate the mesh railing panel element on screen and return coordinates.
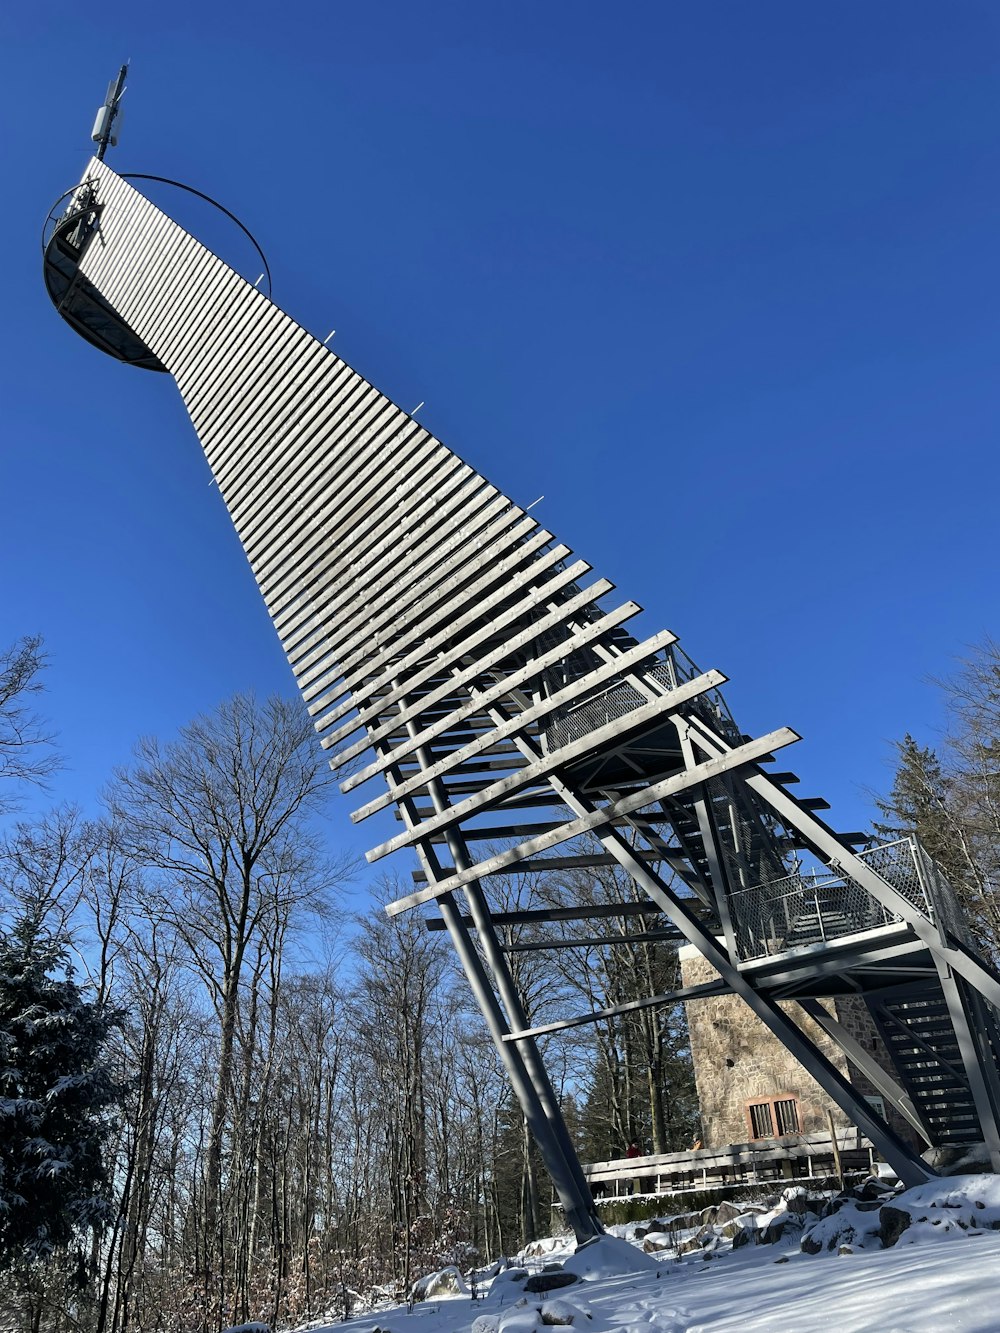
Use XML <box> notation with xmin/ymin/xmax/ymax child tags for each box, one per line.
<box><xmin>544</xmin><ymin>677</ymin><xmax>647</xmax><ymax>750</ymax></box>
<box><xmin>542</xmin><ymin>648</ymin><xmax>741</xmax><ymax>752</ymax></box>
<box><xmin>706</xmin><ymin>773</ymin><xmax>787</xmax><ymax>893</ymax></box>
<box><xmin>856</xmin><ymin>838</ymin><xmax>928</xmax><ymax>914</ymax></box>
<box><xmin>730</xmin><ymin>838</ymin><xmax>933</xmax><ymax>961</ymax></box>
<box><xmin>899</xmin><ymin>841</ymin><xmax>971</xmax><ymax>945</ymax></box>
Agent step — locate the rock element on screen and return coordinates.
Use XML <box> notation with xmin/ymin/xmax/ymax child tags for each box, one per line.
<box><xmin>632</xmin><ymin>1226</ymin><xmax>649</xmax><ymax>1239</ymax></box>
<box><xmin>729</xmin><ymin>1215</ymin><xmax>762</xmax><ymax>1248</ymax></box>
<box><xmin>498</xmin><ymin>1309</ymin><xmax>542</xmax><ymax>1333</ymax></box>
<box><xmin>760</xmin><ymin>1215</ymin><xmax>794</xmax><ymax>1244</ymax></box>
<box><xmin>563</xmin><ymin>1235</ymin><xmax>659</xmax><ymax>1277</ymax></box>
<box><xmin>641</xmin><ymin>1232</ymin><xmax>673</xmax><ymax>1254</ymax></box>
<box><xmin>522</xmin><ymin>1237</ymin><xmax>567</xmax><ymax>1258</ymax></box>
<box><xmin>716</xmin><ymin>1200</ymin><xmax>762</xmax><ymax>1226</ymax></box>
<box><xmin>700</xmin><ymin>1206</ymin><xmax>719</xmax><ymax>1226</ymax></box>
<box><xmin>412</xmin><ymin>1266</ymin><xmax>468</xmax><ymax>1300</ymax></box>
<box><xmin>838</xmin><ymin>1244</ymin><xmax>854</xmax><ymax>1256</ymax></box>
<box><xmin>858</xmin><ymin>1178</ymin><xmax>895</xmax><ymax>1202</ymax></box>
<box><xmin>524</xmin><ymin>1273</ymin><xmax>579</xmax><ymax>1294</ymax></box>
<box><xmin>781</xmin><ymin>1187</ymin><xmax>828</xmax><ymax>1217</ymax></box>
<box><xmin>676</xmin><ymin>1224</ymin><xmax>718</xmax><ymax>1255</ymax></box>
<box><xmin>800</xmin><ymin>1233</ymin><xmax>822</xmax><ymax>1256</ymax></box>
<box><xmin>540</xmin><ymin>1299</ymin><xmax>587</xmax><ymax>1325</ymax></box>
<box><xmin>723</xmin><ymin>1213</ymin><xmax>763</xmax><ymax>1240</ymax></box>
<box><xmin>473</xmin><ymin>1318</ymin><xmax>501</xmax><ymax>1333</ymax></box>
<box><xmin>879</xmin><ymin>1205</ymin><xmax>913</xmax><ymax>1248</ymax></box>
<box><xmin>921</xmin><ymin>1143</ymin><xmax>993</xmax><ymax>1175</ymax></box>
<box><xmin>483</xmin><ymin>1269</ymin><xmax>529</xmax><ymax>1306</ymax></box>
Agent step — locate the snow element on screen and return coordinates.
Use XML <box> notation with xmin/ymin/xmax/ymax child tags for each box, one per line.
<box><xmin>293</xmin><ymin>1175</ymin><xmax>1000</xmax><ymax>1333</ymax></box>
<box><xmin>563</xmin><ymin>1236</ymin><xmax>659</xmax><ymax>1278</ymax></box>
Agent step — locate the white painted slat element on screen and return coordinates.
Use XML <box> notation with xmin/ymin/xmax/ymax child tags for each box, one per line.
<box><xmin>326</xmin><ymin>538</ymin><xmax>571</xmax><ymax>726</ymax></box>
<box><xmin>275</xmin><ymin>471</ymin><xmax>496</xmax><ymax>663</ymax></box>
<box><xmin>381</xmin><ymin>729</ymin><xmax>801</xmax><ymax>912</ymax></box>
<box><xmin>322</xmin><ymin>572</ymin><xmax>614</xmax><ymax>753</ymax></box>
<box><xmin>304</xmin><ymin>513</ymin><xmax>545</xmax><ymax>718</ymax></box>
<box><xmin>258</xmin><ymin>430</ymin><xmax>439</xmax><ymax>611</ymax></box>
<box><xmin>361</xmin><ymin>669</ymin><xmax>729</xmax><ymax>850</ymax></box>
<box><xmin>288</xmin><ymin>493</ymin><xmax>516</xmax><ymax>676</ymax></box>
<box><xmin>344</xmin><ymin>627</ymin><xmax>681</xmax><ymax>790</ymax></box>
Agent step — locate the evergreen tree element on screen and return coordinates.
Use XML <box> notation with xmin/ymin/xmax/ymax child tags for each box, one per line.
<box><xmin>873</xmin><ymin>734</ymin><xmax>967</xmax><ymax>880</ymax></box>
<box><xmin>0</xmin><ymin>914</ymin><xmax>116</xmax><ymax>1269</ymax></box>
<box><xmin>876</xmin><ymin>653</ymin><xmax>1000</xmax><ymax>951</ymax></box>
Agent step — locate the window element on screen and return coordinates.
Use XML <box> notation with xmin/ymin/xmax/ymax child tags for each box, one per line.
<box><xmin>774</xmin><ymin>1097</ymin><xmax>800</xmax><ymax>1135</ymax></box>
<box><xmin>749</xmin><ymin>1102</ymin><xmax>775</xmax><ymax>1137</ymax></box>
<box><xmin>745</xmin><ymin>1095</ymin><xmax>801</xmax><ymax>1139</ymax></box>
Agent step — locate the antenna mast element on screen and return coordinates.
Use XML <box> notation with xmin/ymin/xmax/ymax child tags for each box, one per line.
<box><xmin>91</xmin><ymin>65</ymin><xmax>128</xmax><ymax>161</ymax></box>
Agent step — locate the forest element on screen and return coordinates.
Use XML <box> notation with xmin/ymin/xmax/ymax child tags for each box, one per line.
<box><xmin>0</xmin><ymin>636</ymin><xmax>697</xmax><ymax>1333</ymax></box>
<box><xmin>2</xmin><ymin>633</ymin><xmax>998</xmax><ymax>1332</ymax></box>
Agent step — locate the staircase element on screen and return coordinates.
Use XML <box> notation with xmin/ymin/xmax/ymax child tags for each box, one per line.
<box><xmin>868</xmin><ymin>985</ymin><xmax>982</xmax><ymax>1147</ymax></box>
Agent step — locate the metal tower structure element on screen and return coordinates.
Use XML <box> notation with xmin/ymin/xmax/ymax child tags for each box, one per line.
<box><xmin>44</xmin><ymin>122</ymin><xmax>1000</xmax><ymax>1242</ymax></box>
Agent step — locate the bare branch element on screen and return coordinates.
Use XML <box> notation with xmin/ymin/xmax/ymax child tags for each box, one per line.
<box><xmin>0</xmin><ymin>635</ymin><xmax>60</xmax><ymax>812</ymax></box>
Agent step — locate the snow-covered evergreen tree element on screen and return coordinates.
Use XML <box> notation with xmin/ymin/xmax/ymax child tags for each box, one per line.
<box><xmin>0</xmin><ymin>913</ymin><xmax>116</xmax><ymax>1269</ymax></box>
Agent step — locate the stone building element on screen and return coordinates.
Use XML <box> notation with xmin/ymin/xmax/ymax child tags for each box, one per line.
<box><xmin>680</xmin><ymin>944</ymin><xmax>920</xmax><ymax>1149</ymax></box>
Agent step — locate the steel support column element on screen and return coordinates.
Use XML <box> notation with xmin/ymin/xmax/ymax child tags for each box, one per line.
<box><xmin>796</xmin><ymin>997</ymin><xmax>929</xmax><ymax>1142</ymax></box>
<box><xmin>398</xmin><ymin>713</ymin><xmax>601</xmax><ymax>1242</ymax></box>
<box><xmin>933</xmin><ymin>963</ymin><xmax>1000</xmax><ymax>1171</ymax></box>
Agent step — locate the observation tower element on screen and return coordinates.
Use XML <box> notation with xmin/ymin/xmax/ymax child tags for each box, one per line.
<box><xmin>43</xmin><ymin>75</ymin><xmax>1000</xmax><ymax>1243</ymax></box>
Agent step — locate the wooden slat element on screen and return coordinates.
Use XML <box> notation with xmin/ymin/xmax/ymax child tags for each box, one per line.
<box><xmin>342</xmin><ymin>627</ymin><xmax>684</xmax><ymax>792</ymax></box>
<box><xmin>365</xmin><ymin>671</ymin><xmax>738</xmax><ymax>850</ymax></box>
<box><xmin>324</xmin><ymin>571</ymin><xmax>610</xmax><ymax>751</ymax></box>
<box><xmin>382</xmin><ymin>729</ymin><xmax>800</xmax><ymax>913</ymax></box>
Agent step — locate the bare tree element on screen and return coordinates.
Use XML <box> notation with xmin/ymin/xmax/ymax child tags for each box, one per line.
<box><xmin>0</xmin><ymin>636</ymin><xmax>59</xmax><ymax>812</ymax></box>
<box><xmin>350</xmin><ymin>879</ymin><xmax>448</xmax><ymax>1287</ymax></box>
<box><xmin>0</xmin><ymin>805</ymin><xmax>95</xmax><ymax>934</ymax></box>
<box><xmin>106</xmin><ymin>693</ymin><xmax>348</xmax><ymax>1319</ymax></box>
<box><xmin>539</xmin><ymin>846</ymin><xmax>698</xmax><ymax>1159</ymax></box>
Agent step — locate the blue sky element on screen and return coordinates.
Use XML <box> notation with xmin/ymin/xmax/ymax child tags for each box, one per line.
<box><xmin>4</xmin><ymin>1</ymin><xmax>999</xmax><ymax>885</ymax></box>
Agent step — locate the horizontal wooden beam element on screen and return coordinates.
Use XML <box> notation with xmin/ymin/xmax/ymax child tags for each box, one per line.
<box><xmin>382</xmin><ymin>727</ymin><xmax>799</xmax><ymax>913</ymax></box>
<box><xmin>365</xmin><ymin>669</ymin><xmax>726</xmax><ymax>844</ymax></box>
<box><xmin>349</xmin><ymin>637</ymin><xmax>699</xmax><ymax>814</ymax></box>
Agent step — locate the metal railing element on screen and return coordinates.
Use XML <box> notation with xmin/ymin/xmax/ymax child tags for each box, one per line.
<box><xmin>544</xmin><ymin>676</ymin><xmax>647</xmax><ymax>750</ymax></box>
<box><xmin>542</xmin><ymin>646</ymin><xmax>741</xmax><ymax>751</ymax></box>
<box><xmin>730</xmin><ymin>837</ymin><xmax>935</xmax><ymax>962</ymax></box>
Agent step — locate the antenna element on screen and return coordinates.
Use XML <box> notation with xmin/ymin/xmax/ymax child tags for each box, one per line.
<box><xmin>91</xmin><ymin>64</ymin><xmax>128</xmax><ymax>161</ymax></box>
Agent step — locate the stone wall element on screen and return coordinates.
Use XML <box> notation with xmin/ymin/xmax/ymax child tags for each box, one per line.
<box><xmin>679</xmin><ymin>947</ymin><xmax>926</xmax><ymax>1150</ymax></box>
<box><xmin>680</xmin><ymin>945</ymin><xmax>853</xmax><ymax>1147</ymax></box>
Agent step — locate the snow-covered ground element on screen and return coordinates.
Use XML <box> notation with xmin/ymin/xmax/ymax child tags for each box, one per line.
<box><xmin>284</xmin><ymin>1175</ymin><xmax>1000</xmax><ymax>1333</ymax></box>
